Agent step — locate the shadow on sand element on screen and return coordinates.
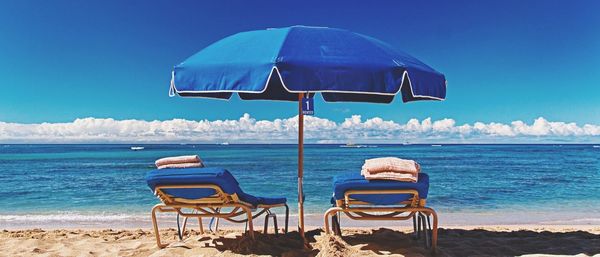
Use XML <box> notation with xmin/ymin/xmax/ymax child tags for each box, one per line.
<box><xmin>344</xmin><ymin>228</ymin><xmax>600</xmax><ymax>257</ymax></box>
<box><xmin>210</xmin><ymin>230</ymin><xmax>320</xmax><ymax>257</ymax></box>
<box><xmin>193</xmin><ymin>228</ymin><xmax>600</xmax><ymax>256</ymax></box>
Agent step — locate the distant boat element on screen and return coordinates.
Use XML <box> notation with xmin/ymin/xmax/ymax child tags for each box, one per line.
<box><xmin>220</xmin><ymin>142</ymin><xmax>230</xmax><ymax>145</ymax></box>
<box><xmin>431</xmin><ymin>144</ymin><xmax>442</xmax><ymax>147</ymax></box>
<box><xmin>340</xmin><ymin>143</ymin><xmax>367</xmax><ymax>148</ymax></box>
<box><xmin>130</xmin><ymin>146</ymin><xmax>144</xmax><ymax>151</ymax></box>
<box><xmin>402</xmin><ymin>141</ymin><xmax>411</xmax><ymax>145</ymax></box>
<box><xmin>593</xmin><ymin>145</ymin><xmax>600</xmax><ymax>148</ymax></box>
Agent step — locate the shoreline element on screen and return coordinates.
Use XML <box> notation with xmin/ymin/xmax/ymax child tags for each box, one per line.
<box><xmin>2</xmin><ymin>211</ymin><xmax>600</xmax><ymax>230</ymax></box>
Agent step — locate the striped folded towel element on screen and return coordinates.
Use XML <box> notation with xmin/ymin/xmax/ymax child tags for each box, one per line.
<box><xmin>363</xmin><ymin>172</ymin><xmax>418</xmax><ymax>182</ymax></box>
<box><xmin>156</xmin><ymin>162</ymin><xmax>203</xmax><ymax>169</ymax></box>
<box><xmin>155</xmin><ymin>155</ymin><xmax>204</xmax><ymax>169</ymax></box>
<box><xmin>361</xmin><ymin>157</ymin><xmax>420</xmax><ymax>182</ymax></box>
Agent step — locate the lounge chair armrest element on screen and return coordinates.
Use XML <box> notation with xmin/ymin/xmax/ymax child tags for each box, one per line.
<box><xmin>154</xmin><ymin>184</ymin><xmax>236</xmax><ymax>205</ymax></box>
<box><xmin>344</xmin><ymin>189</ymin><xmax>420</xmax><ymax>207</ymax></box>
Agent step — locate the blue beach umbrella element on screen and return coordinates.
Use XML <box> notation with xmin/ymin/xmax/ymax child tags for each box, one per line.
<box><xmin>169</xmin><ymin>26</ymin><xmax>446</xmax><ymax>238</ymax></box>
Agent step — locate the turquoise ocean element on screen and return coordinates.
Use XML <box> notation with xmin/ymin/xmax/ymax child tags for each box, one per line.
<box><xmin>1</xmin><ymin>144</ymin><xmax>599</xmax><ymax>228</ymax></box>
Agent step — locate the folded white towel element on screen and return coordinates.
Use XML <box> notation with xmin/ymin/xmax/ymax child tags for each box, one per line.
<box><xmin>155</xmin><ymin>155</ymin><xmax>203</xmax><ymax>169</ymax></box>
<box><xmin>361</xmin><ymin>157</ymin><xmax>420</xmax><ymax>176</ymax></box>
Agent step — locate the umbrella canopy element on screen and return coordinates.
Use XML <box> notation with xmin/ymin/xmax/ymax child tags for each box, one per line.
<box><xmin>170</xmin><ymin>25</ymin><xmax>446</xmax><ymax>102</ymax></box>
<box><xmin>169</xmin><ymin>25</ymin><xmax>446</xmax><ymax>241</ymax></box>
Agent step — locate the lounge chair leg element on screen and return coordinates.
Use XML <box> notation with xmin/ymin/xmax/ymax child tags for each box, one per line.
<box><xmin>332</xmin><ymin>214</ymin><xmax>342</xmax><ymax>236</ymax></box>
<box><xmin>263</xmin><ymin>210</ymin><xmax>270</xmax><ymax>234</ymax></box>
<box><xmin>284</xmin><ymin>204</ymin><xmax>289</xmax><ymax>234</ymax></box>
<box><xmin>419</xmin><ymin>213</ymin><xmax>431</xmax><ymax>249</ymax></box>
<box><xmin>324</xmin><ymin>210</ymin><xmax>330</xmax><ymax>234</ymax></box>
<box><xmin>198</xmin><ymin>217</ymin><xmax>204</xmax><ymax>234</ymax></box>
<box><xmin>177</xmin><ymin>213</ymin><xmax>190</xmax><ymax>241</ymax></box>
<box><xmin>426</xmin><ymin>214</ymin><xmax>432</xmax><ymax>248</ymax></box>
<box><xmin>416</xmin><ymin>212</ymin><xmax>422</xmax><ymax>240</ymax></box>
<box><xmin>151</xmin><ymin>204</ymin><xmax>168</xmax><ymax>249</ymax></box>
<box><xmin>242</xmin><ymin>206</ymin><xmax>255</xmax><ymax>239</ymax></box>
<box><xmin>182</xmin><ymin>209</ymin><xmax>198</xmax><ymax>235</ymax></box>
<box><xmin>176</xmin><ymin>213</ymin><xmax>184</xmax><ymax>241</ymax></box>
<box><xmin>209</xmin><ymin>208</ymin><xmax>221</xmax><ymax>233</ymax></box>
<box><xmin>412</xmin><ymin>213</ymin><xmax>419</xmax><ymax>240</ymax></box>
<box><xmin>323</xmin><ymin>207</ymin><xmax>343</xmax><ymax>234</ymax></box>
<box><xmin>419</xmin><ymin>208</ymin><xmax>438</xmax><ymax>253</ymax></box>
<box><xmin>181</xmin><ymin>216</ymin><xmax>189</xmax><ymax>239</ymax></box>
<box><xmin>331</xmin><ymin>215</ymin><xmax>335</xmax><ymax>232</ymax></box>
<box><xmin>272</xmin><ymin>213</ymin><xmax>279</xmax><ymax>235</ymax></box>
<box><xmin>263</xmin><ymin>211</ymin><xmax>279</xmax><ymax>235</ymax></box>
<box><xmin>430</xmin><ymin>209</ymin><xmax>439</xmax><ymax>252</ymax></box>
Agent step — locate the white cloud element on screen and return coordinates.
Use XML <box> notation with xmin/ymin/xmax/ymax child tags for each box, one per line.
<box><xmin>0</xmin><ymin>115</ymin><xmax>599</xmax><ymax>143</ymax></box>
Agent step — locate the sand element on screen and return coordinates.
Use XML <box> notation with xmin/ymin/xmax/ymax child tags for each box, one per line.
<box><xmin>1</xmin><ymin>226</ymin><xmax>599</xmax><ymax>257</ymax></box>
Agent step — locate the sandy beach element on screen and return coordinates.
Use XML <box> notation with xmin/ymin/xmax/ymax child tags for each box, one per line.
<box><xmin>2</xmin><ymin>225</ymin><xmax>599</xmax><ymax>257</ymax></box>
<box><xmin>2</xmin><ymin>0</ymin><xmax>600</xmax><ymax>256</ymax></box>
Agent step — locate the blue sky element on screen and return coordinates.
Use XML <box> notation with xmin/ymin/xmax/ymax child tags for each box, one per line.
<box><xmin>0</xmin><ymin>1</ymin><xmax>599</xmax><ymax>143</ymax></box>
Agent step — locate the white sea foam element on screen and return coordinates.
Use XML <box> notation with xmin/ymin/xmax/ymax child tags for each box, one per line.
<box><xmin>0</xmin><ymin>213</ymin><xmax>141</xmax><ymax>222</ymax></box>
<box><xmin>0</xmin><ymin>212</ymin><xmax>153</xmax><ymax>229</ymax></box>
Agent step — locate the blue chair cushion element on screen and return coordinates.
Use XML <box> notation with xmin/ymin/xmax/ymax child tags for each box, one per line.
<box><xmin>256</xmin><ymin>196</ymin><xmax>288</xmax><ymax>205</ymax></box>
<box><xmin>332</xmin><ymin>173</ymin><xmax>429</xmax><ymax>205</ymax></box>
<box><xmin>146</xmin><ymin>167</ymin><xmax>286</xmax><ymax>207</ymax></box>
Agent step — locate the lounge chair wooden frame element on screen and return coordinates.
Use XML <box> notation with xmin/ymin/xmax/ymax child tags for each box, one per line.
<box><xmin>324</xmin><ymin>189</ymin><xmax>438</xmax><ymax>251</ymax></box>
<box><xmin>151</xmin><ymin>184</ymin><xmax>289</xmax><ymax>248</ymax></box>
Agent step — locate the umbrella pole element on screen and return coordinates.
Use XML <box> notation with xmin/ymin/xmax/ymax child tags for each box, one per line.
<box><xmin>297</xmin><ymin>93</ymin><xmax>305</xmax><ymax>240</ymax></box>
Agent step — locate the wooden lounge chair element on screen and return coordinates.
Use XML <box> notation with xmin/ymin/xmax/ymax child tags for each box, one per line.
<box><xmin>324</xmin><ymin>173</ymin><xmax>438</xmax><ymax>251</ymax></box>
<box><xmin>146</xmin><ymin>167</ymin><xmax>289</xmax><ymax>248</ymax></box>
